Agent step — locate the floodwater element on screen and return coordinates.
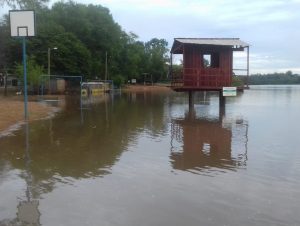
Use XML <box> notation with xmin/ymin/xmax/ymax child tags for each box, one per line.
<box><xmin>0</xmin><ymin>85</ymin><xmax>300</xmax><ymax>226</ymax></box>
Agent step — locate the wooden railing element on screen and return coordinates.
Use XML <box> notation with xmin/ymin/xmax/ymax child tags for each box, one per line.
<box><xmin>171</xmin><ymin>68</ymin><xmax>231</xmax><ymax>89</ymax></box>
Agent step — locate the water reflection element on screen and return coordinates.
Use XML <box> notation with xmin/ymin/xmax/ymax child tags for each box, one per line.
<box><xmin>0</xmin><ymin>123</ymin><xmax>41</xmax><ymax>225</ymax></box>
<box><xmin>0</xmin><ymin>92</ymin><xmax>168</xmax><ymax>194</ymax></box>
<box><xmin>1</xmin><ymin>86</ymin><xmax>300</xmax><ymax>226</ymax></box>
<box><xmin>170</xmin><ymin>104</ymin><xmax>248</xmax><ymax>175</ymax></box>
<box><xmin>81</xmin><ymin>94</ymin><xmax>110</xmax><ymax>107</ymax></box>
<box><xmin>0</xmin><ymin>92</ymin><xmax>170</xmax><ymax>224</ymax></box>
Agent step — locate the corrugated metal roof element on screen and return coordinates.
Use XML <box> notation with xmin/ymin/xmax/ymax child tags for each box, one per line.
<box><xmin>174</xmin><ymin>38</ymin><xmax>249</xmax><ymax>47</ymax></box>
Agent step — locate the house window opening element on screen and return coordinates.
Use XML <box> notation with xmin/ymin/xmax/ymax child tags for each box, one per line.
<box><xmin>203</xmin><ymin>53</ymin><xmax>220</xmax><ymax>68</ymax></box>
<box><xmin>203</xmin><ymin>54</ymin><xmax>211</xmax><ymax>68</ymax></box>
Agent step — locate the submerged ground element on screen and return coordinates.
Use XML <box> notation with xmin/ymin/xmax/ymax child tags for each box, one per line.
<box><xmin>0</xmin><ymin>85</ymin><xmax>300</xmax><ymax>226</ymax></box>
<box><xmin>0</xmin><ymin>85</ymin><xmax>169</xmax><ymax>136</ymax></box>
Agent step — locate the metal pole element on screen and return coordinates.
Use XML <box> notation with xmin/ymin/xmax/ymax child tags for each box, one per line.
<box><xmin>22</xmin><ymin>37</ymin><xmax>28</xmax><ymax>120</ymax></box>
<box><xmin>105</xmin><ymin>51</ymin><xmax>108</xmax><ymax>92</ymax></box>
<box><xmin>105</xmin><ymin>51</ymin><xmax>108</xmax><ymax>81</ymax></box>
<box><xmin>41</xmin><ymin>76</ymin><xmax>44</xmax><ymax>98</ymax></box>
<box><xmin>170</xmin><ymin>53</ymin><xmax>173</xmax><ymax>80</ymax></box>
<box><xmin>246</xmin><ymin>46</ymin><xmax>249</xmax><ymax>88</ymax></box>
<box><xmin>24</xmin><ymin>122</ymin><xmax>31</xmax><ymax>201</ymax></box>
<box><xmin>80</xmin><ymin>76</ymin><xmax>83</xmax><ymax>124</ymax></box>
<box><xmin>47</xmin><ymin>48</ymin><xmax>50</xmax><ymax>75</ymax></box>
<box><xmin>48</xmin><ymin>48</ymin><xmax>51</xmax><ymax>94</ymax></box>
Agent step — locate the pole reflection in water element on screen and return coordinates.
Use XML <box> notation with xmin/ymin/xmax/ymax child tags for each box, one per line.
<box><xmin>17</xmin><ymin>123</ymin><xmax>41</xmax><ymax>226</ymax></box>
<box><xmin>170</xmin><ymin>102</ymin><xmax>248</xmax><ymax>175</ymax></box>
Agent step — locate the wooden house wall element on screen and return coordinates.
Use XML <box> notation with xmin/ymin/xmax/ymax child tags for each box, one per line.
<box><xmin>182</xmin><ymin>44</ymin><xmax>233</xmax><ymax>88</ymax></box>
<box><xmin>183</xmin><ymin>45</ymin><xmax>202</xmax><ymax>69</ymax></box>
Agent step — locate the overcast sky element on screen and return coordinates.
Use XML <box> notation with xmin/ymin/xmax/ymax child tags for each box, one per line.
<box><xmin>2</xmin><ymin>0</ymin><xmax>300</xmax><ymax>74</ymax></box>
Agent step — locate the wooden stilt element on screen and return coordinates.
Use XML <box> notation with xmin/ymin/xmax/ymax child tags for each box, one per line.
<box><xmin>186</xmin><ymin>91</ymin><xmax>196</xmax><ymax>119</ymax></box>
<box><xmin>219</xmin><ymin>91</ymin><xmax>226</xmax><ymax>120</ymax></box>
<box><xmin>188</xmin><ymin>91</ymin><xmax>194</xmax><ymax>109</ymax></box>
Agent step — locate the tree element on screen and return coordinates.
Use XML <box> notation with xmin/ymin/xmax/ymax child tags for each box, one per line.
<box><xmin>0</xmin><ymin>0</ymin><xmax>49</xmax><ymax>9</ymax></box>
<box><xmin>0</xmin><ymin>21</ymin><xmax>8</xmax><ymax>70</ymax></box>
<box><xmin>117</xmin><ymin>33</ymin><xmax>147</xmax><ymax>81</ymax></box>
<box><xmin>145</xmin><ymin>38</ymin><xmax>169</xmax><ymax>82</ymax></box>
<box><xmin>15</xmin><ymin>56</ymin><xmax>44</xmax><ymax>89</ymax></box>
<box><xmin>0</xmin><ymin>1</ymin><xmax>172</xmax><ymax>84</ymax></box>
<box><xmin>0</xmin><ymin>19</ymin><xmax>11</xmax><ymax>95</ymax></box>
<box><xmin>28</xmin><ymin>26</ymin><xmax>92</xmax><ymax>77</ymax></box>
<box><xmin>238</xmin><ymin>71</ymin><xmax>300</xmax><ymax>85</ymax></box>
<box><xmin>49</xmin><ymin>2</ymin><xmax>124</xmax><ymax>78</ymax></box>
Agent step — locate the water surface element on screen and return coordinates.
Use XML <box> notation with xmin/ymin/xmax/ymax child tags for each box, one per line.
<box><xmin>0</xmin><ymin>85</ymin><xmax>300</xmax><ymax>226</ymax></box>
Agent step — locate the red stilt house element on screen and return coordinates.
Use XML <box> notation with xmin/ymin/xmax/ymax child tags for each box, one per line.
<box><xmin>170</xmin><ymin>38</ymin><xmax>249</xmax><ymax>91</ymax></box>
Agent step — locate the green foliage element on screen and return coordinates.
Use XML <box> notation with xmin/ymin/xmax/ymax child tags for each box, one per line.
<box><xmin>15</xmin><ymin>56</ymin><xmax>44</xmax><ymax>86</ymax></box>
<box><xmin>232</xmin><ymin>76</ymin><xmax>244</xmax><ymax>87</ymax></box>
<box><xmin>0</xmin><ymin>0</ymin><xmax>49</xmax><ymax>9</ymax></box>
<box><xmin>1</xmin><ymin>1</ymin><xmax>170</xmax><ymax>83</ymax></box>
<box><xmin>48</xmin><ymin>32</ymin><xmax>91</xmax><ymax>76</ymax></box>
<box><xmin>112</xmin><ymin>74</ymin><xmax>125</xmax><ymax>88</ymax></box>
<box><xmin>237</xmin><ymin>71</ymin><xmax>300</xmax><ymax>85</ymax></box>
<box><xmin>0</xmin><ymin>17</ymin><xmax>13</xmax><ymax>73</ymax></box>
<box><xmin>171</xmin><ymin>64</ymin><xmax>182</xmax><ymax>78</ymax></box>
<box><xmin>145</xmin><ymin>38</ymin><xmax>169</xmax><ymax>82</ymax></box>
<box><xmin>48</xmin><ymin>2</ymin><xmax>124</xmax><ymax>79</ymax></box>
<box><xmin>0</xmin><ymin>22</ymin><xmax>7</xmax><ymax>69</ymax></box>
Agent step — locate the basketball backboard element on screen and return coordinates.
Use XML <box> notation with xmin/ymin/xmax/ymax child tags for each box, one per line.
<box><xmin>9</xmin><ymin>10</ymin><xmax>35</xmax><ymax>37</ymax></box>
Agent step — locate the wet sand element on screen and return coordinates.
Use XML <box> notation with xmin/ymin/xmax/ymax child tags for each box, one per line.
<box><xmin>122</xmin><ymin>84</ymin><xmax>172</xmax><ymax>92</ymax></box>
<box><xmin>0</xmin><ymin>96</ymin><xmax>58</xmax><ymax>135</ymax></box>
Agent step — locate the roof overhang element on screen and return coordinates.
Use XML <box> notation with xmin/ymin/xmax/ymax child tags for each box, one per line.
<box><xmin>171</xmin><ymin>38</ymin><xmax>249</xmax><ymax>54</ymax></box>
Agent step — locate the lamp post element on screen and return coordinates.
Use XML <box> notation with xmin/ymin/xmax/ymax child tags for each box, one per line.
<box><xmin>47</xmin><ymin>47</ymin><xmax>57</xmax><ymax>76</ymax></box>
<box><xmin>47</xmin><ymin>47</ymin><xmax>57</xmax><ymax>94</ymax></box>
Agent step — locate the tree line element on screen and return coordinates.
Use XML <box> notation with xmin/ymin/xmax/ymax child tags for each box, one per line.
<box><xmin>237</xmin><ymin>71</ymin><xmax>300</xmax><ymax>85</ymax></box>
<box><xmin>0</xmin><ymin>0</ymin><xmax>169</xmax><ymax>87</ymax></box>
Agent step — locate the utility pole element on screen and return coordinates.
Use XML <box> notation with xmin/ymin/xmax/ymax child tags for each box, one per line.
<box><xmin>105</xmin><ymin>51</ymin><xmax>108</xmax><ymax>81</ymax></box>
<box><xmin>246</xmin><ymin>46</ymin><xmax>250</xmax><ymax>89</ymax></box>
<box><xmin>47</xmin><ymin>48</ymin><xmax>50</xmax><ymax>76</ymax></box>
<box><xmin>47</xmin><ymin>47</ymin><xmax>58</xmax><ymax>94</ymax></box>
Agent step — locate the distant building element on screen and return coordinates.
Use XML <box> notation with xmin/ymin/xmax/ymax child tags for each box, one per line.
<box><xmin>0</xmin><ymin>74</ymin><xmax>19</xmax><ymax>87</ymax></box>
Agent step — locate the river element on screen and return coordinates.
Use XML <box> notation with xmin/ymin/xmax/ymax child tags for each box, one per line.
<box><xmin>0</xmin><ymin>85</ymin><xmax>299</xmax><ymax>226</ymax></box>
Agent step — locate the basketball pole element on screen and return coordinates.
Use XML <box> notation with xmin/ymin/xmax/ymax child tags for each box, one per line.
<box><xmin>9</xmin><ymin>10</ymin><xmax>35</xmax><ymax>120</ymax></box>
<box><xmin>22</xmin><ymin>37</ymin><xmax>28</xmax><ymax>120</ymax></box>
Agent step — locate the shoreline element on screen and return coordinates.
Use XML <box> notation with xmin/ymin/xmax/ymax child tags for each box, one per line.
<box><xmin>0</xmin><ymin>96</ymin><xmax>60</xmax><ymax>137</ymax></box>
<box><xmin>0</xmin><ymin>86</ymin><xmax>171</xmax><ymax>137</ymax></box>
<box><xmin>121</xmin><ymin>84</ymin><xmax>172</xmax><ymax>92</ymax></box>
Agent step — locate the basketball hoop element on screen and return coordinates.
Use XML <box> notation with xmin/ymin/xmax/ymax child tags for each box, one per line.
<box><xmin>9</xmin><ymin>10</ymin><xmax>35</xmax><ymax>37</ymax></box>
<box><xmin>9</xmin><ymin>10</ymin><xmax>36</xmax><ymax>120</ymax></box>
